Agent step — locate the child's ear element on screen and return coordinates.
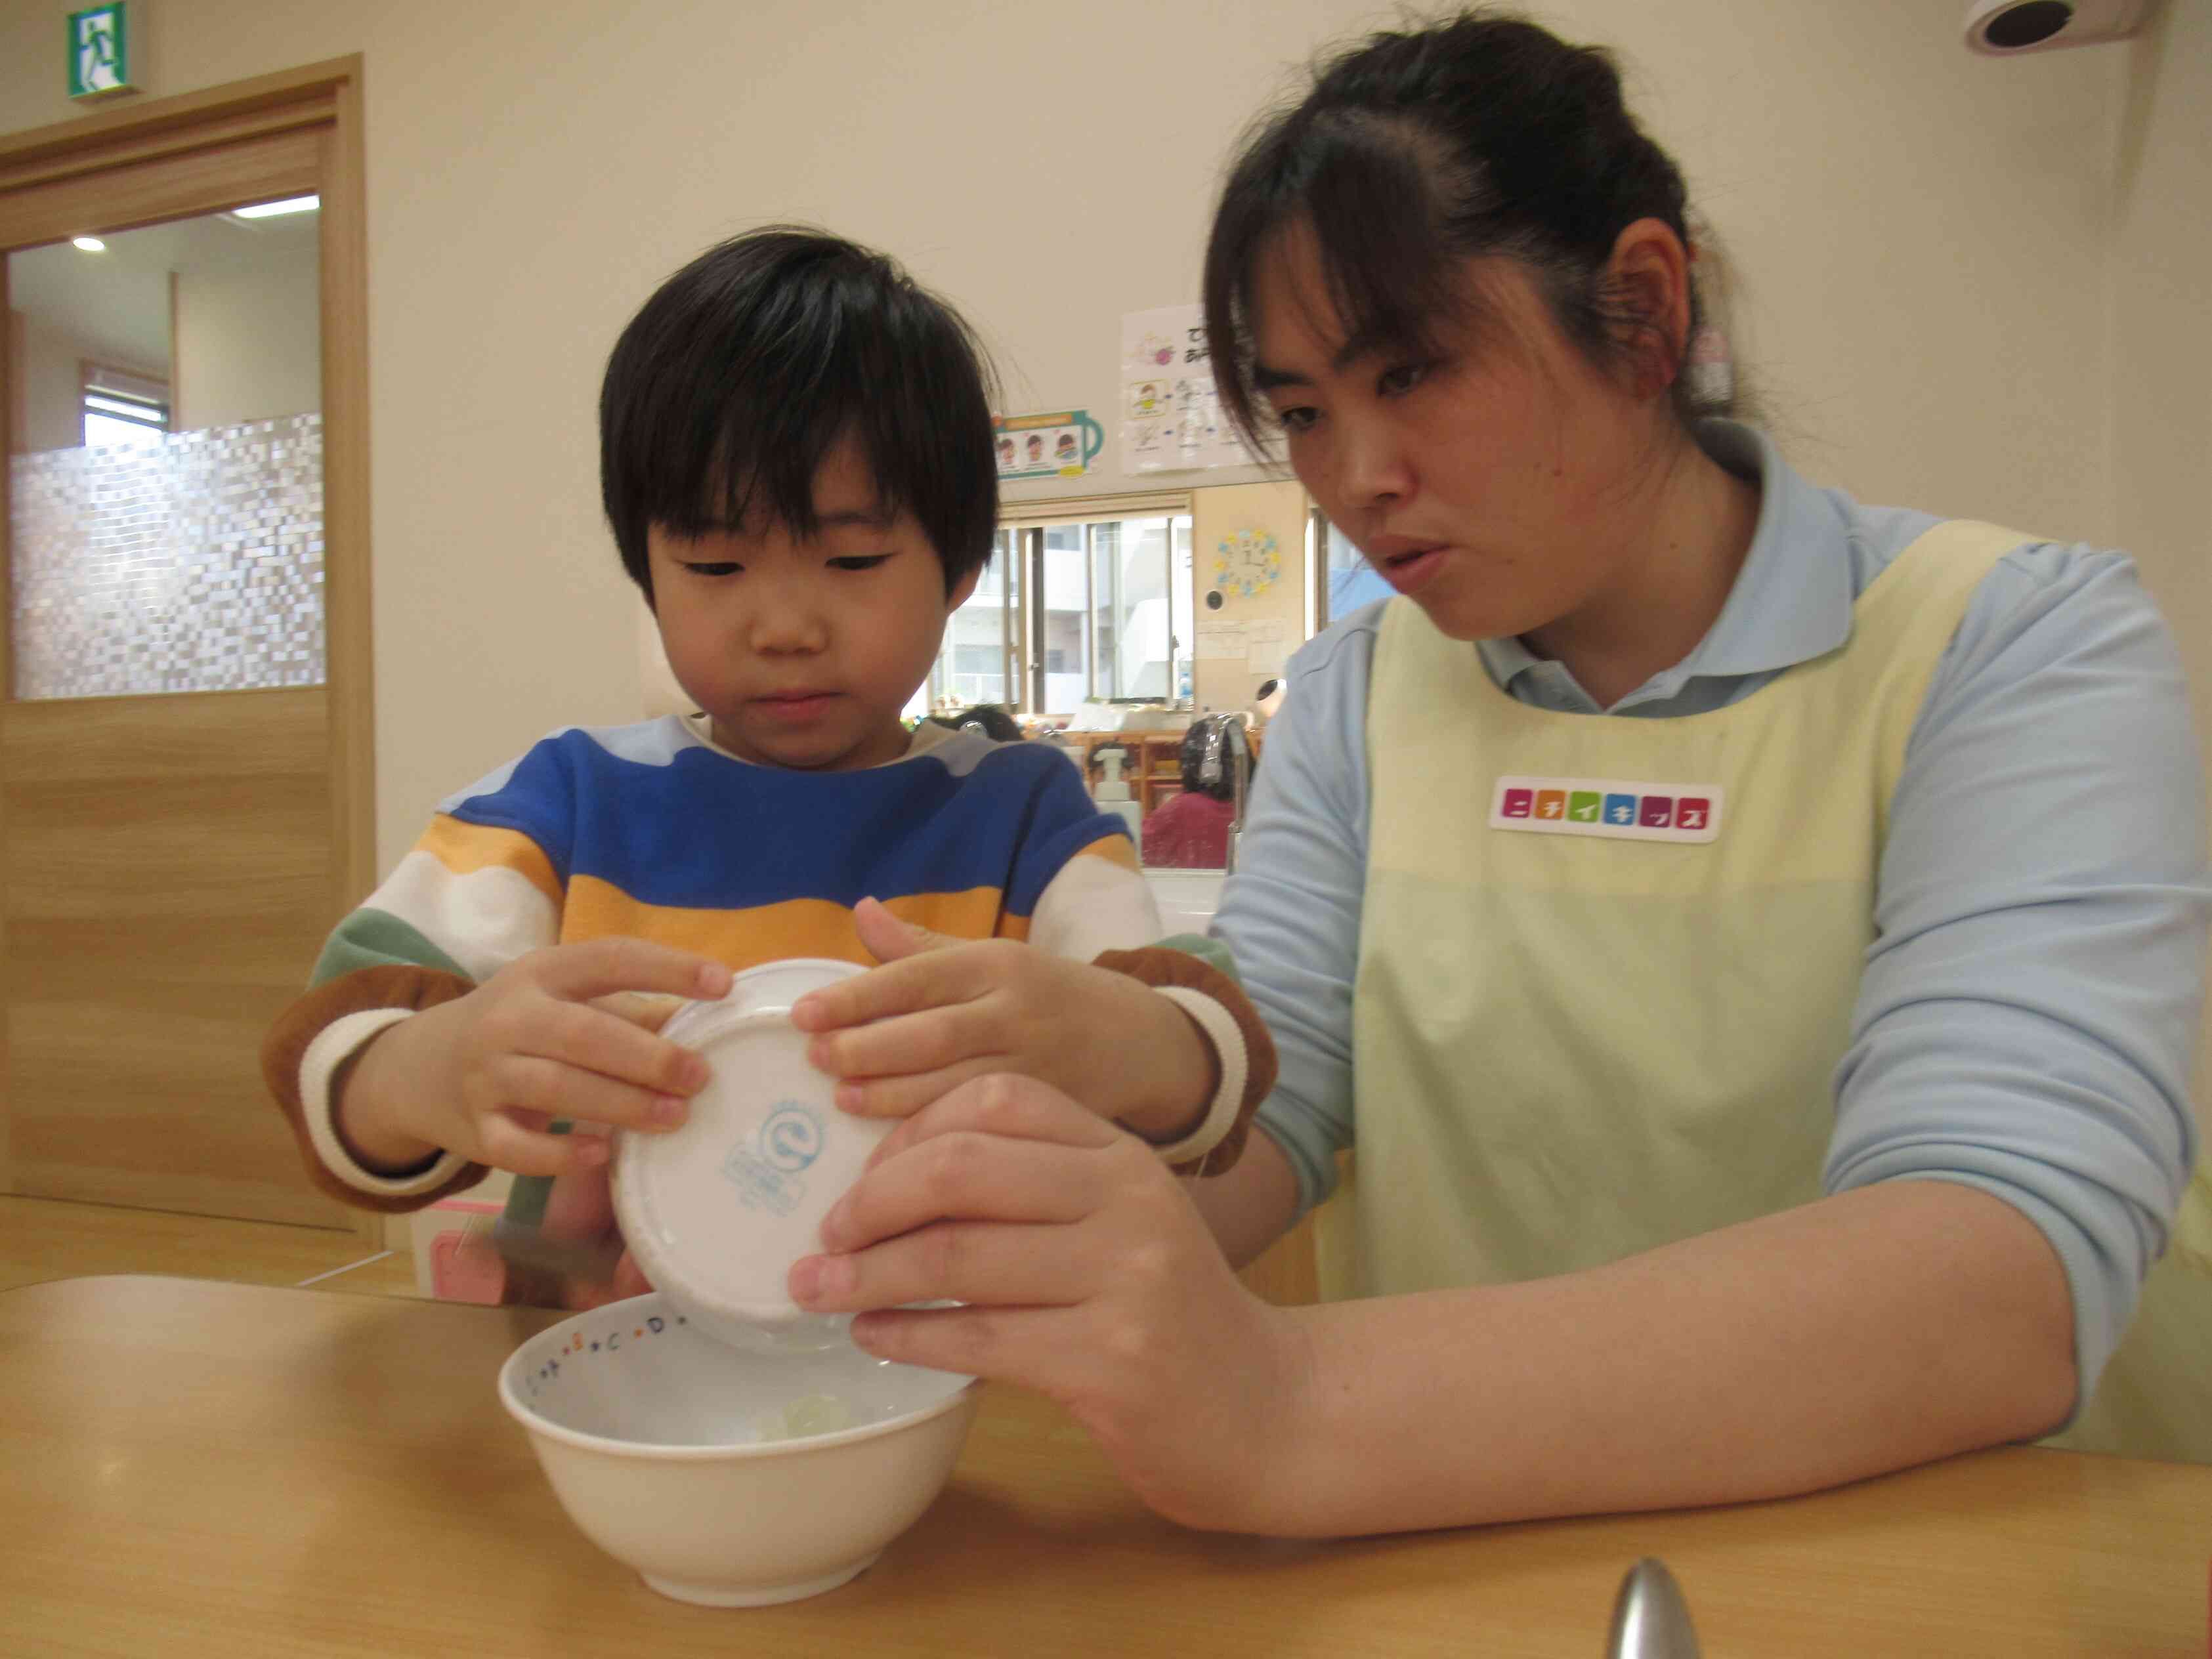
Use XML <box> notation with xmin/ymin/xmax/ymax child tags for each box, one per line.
<box><xmin>945</xmin><ymin>561</ymin><xmax>983</xmax><ymax>612</ymax></box>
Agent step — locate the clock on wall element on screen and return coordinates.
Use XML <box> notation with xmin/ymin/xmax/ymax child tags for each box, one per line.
<box><xmin>1211</xmin><ymin>526</ymin><xmax>1281</xmax><ymax>598</ymax></box>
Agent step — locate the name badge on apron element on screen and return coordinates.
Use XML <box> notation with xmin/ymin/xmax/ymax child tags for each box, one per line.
<box><xmin>1489</xmin><ymin>775</ymin><xmax>1724</xmax><ymax>844</ymax></box>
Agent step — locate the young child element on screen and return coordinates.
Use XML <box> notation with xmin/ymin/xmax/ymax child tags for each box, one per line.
<box><xmin>261</xmin><ymin>228</ymin><xmax>1270</xmax><ymax>1303</ymax></box>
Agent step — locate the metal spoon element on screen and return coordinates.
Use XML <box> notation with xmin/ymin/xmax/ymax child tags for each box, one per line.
<box><xmin>1606</xmin><ymin>1557</ymin><xmax>1703</xmax><ymax>1658</ymax></box>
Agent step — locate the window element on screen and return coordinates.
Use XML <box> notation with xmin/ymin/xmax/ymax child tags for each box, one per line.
<box><xmin>82</xmin><ymin>365</ymin><xmax>170</xmax><ymax>452</ymax></box>
<box><xmin>927</xmin><ymin>507</ymin><xmax>1192</xmax><ymax>719</ymax></box>
<box><xmin>1314</xmin><ymin>509</ymin><xmax>1392</xmax><ymax>629</ymax></box>
<box><xmin>1040</xmin><ymin>524</ymin><xmax>1089</xmax><ymax>711</ymax></box>
<box><xmin>922</xmin><ymin>529</ymin><xmax>1020</xmax><ymax>713</ymax></box>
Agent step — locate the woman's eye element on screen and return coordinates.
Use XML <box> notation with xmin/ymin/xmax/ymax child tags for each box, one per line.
<box><xmin>1273</xmin><ymin>406</ymin><xmax>1319</xmax><ymax>434</ymax></box>
<box><xmin>1376</xmin><ymin>362</ymin><xmax>1429</xmax><ymax>397</ymax></box>
<box><xmin>828</xmin><ymin>555</ymin><xmax>892</xmax><ymax>572</ymax></box>
<box><xmin>683</xmin><ymin>562</ymin><xmax>742</xmax><ymax>577</ymax></box>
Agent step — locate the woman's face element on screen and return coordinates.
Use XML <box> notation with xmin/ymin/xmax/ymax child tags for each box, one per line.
<box><xmin>1248</xmin><ymin>230</ymin><xmax>1672</xmax><ymax>646</ymax></box>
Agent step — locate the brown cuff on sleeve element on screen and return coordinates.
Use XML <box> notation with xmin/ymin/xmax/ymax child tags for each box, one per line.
<box><xmin>1090</xmin><ymin>945</ymin><xmax>1279</xmax><ymax>1177</ymax></box>
<box><xmin>259</xmin><ymin>965</ymin><xmax>487</xmax><ymax>1215</ymax></box>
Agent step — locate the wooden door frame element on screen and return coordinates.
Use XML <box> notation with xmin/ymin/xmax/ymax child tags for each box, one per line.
<box><xmin>0</xmin><ymin>62</ymin><xmax>375</xmax><ymax>1242</ymax></box>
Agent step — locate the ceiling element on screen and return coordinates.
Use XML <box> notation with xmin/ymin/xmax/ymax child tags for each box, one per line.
<box><xmin>9</xmin><ymin>205</ymin><xmax>320</xmax><ymax>374</ymax></box>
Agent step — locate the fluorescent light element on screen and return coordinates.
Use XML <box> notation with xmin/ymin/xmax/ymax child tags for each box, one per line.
<box><xmin>73</xmin><ymin>236</ymin><xmax>106</xmax><ymax>252</ymax></box>
<box><xmin>85</xmin><ymin>394</ymin><xmax>165</xmax><ymax>423</ymax></box>
<box><xmin>231</xmin><ymin>195</ymin><xmax>319</xmax><ymax>219</ymax></box>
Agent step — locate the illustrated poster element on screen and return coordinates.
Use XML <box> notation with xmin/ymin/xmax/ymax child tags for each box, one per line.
<box><xmin>1119</xmin><ymin>304</ymin><xmax>1246</xmax><ymax>474</ymax></box>
<box><xmin>994</xmin><ymin>410</ymin><xmax>1103</xmax><ymax>481</ymax></box>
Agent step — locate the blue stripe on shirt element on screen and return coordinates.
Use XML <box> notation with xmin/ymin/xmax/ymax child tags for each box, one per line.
<box><xmin>442</xmin><ymin>719</ymin><xmax>1124</xmax><ymax>917</ymax></box>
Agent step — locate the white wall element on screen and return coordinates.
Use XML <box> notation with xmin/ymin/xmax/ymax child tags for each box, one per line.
<box><xmin>0</xmin><ymin>0</ymin><xmax>2187</xmax><ymax>891</ymax></box>
<box><xmin>2110</xmin><ymin>1</ymin><xmax>2212</xmax><ymax>724</ymax></box>
<box><xmin>1499</xmin><ymin>0</ymin><xmax>2123</xmax><ymax>543</ymax></box>
<box><xmin>2106</xmin><ymin>0</ymin><xmax>2212</xmax><ymax>1112</ymax></box>
<box><xmin>173</xmin><ymin>245</ymin><xmax>320</xmax><ymax>430</ymax></box>
<box><xmin>8</xmin><ymin>311</ymin><xmax>104</xmax><ymax>453</ymax></box>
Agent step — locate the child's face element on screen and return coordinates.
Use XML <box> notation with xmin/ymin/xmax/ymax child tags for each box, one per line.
<box><xmin>647</xmin><ymin>437</ymin><xmax>978</xmax><ymax>771</ymax></box>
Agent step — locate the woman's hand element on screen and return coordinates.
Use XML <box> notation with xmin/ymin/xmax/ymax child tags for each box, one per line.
<box><xmin>785</xmin><ymin>1072</ymin><xmax>1314</xmax><ymax>1532</ymax></box>
<box><xmin>790</xmin><ymin>898</ymin><xmax>1216</xmax><ymax>1143</ymax></box>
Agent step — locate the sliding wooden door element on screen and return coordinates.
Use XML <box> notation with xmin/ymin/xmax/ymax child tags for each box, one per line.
<box><xmin>0</xmin><ymin>63</ymin><xmax>375</xmax><ymax>1236</ymax></box>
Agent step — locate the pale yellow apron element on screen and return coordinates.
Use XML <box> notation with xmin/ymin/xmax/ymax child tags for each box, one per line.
<box><xmin>1351</xmin><ymin>520</ymin><xmax>2209</xmax><ymax>1461</ymax></box>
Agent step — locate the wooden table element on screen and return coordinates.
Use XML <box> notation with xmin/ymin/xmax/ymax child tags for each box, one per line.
<box><xmin>3</xmin><ymin>1276</ymin><xmax>2207</xmax><ymax>1656</ymax></box>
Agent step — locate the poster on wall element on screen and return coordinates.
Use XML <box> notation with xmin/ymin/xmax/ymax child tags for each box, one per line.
<box><xmin>1120</xmin><ymin>304</ymin><xmax>1246</xmax><ymax>474</ymax></box>
<box><xmin>993</xmin><ymin>410</ymin><xmax>1103</xmax><ymax>481</ymax></box>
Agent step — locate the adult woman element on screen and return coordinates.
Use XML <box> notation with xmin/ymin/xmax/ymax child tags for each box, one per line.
<box><xmin>789</xmin><ymin>10</ymin><xmax>2208</xmax><ymax>1532</ymax></box>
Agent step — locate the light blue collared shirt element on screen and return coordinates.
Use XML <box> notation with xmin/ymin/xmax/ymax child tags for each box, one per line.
<box><xmin>1220</xmin><ymin>421</ymin><xmax>2208</xmax><ymax>1400</ymax></box>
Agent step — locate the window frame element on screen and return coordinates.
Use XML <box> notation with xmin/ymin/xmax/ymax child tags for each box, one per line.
<box><xmin>80</xmin><ymin>360</ymin><xmax>171</xmax><ymax>448</ymax></box>
<box><xmin>935</xmin><ymin>491</ymin><xmax>1194</xmax><ymax>720</ymax></box>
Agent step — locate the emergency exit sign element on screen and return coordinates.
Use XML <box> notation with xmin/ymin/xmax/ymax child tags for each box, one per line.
<box><xmin>68</xmin><ymin>4</ymin><xmax>136</xmax><ymax>100</ymax></box>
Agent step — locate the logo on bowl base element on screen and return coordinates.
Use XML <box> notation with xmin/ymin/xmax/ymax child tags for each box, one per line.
<box><xmin>722</xmin><ymin>1102</ymin><xmax>825</xmax><ymax>1216</ymax></box>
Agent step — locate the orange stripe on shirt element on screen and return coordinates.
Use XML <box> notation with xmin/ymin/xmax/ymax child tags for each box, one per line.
<box><xmin>883</xmin><ymin>889</ymin><xmax>1032</xmax><ymax>943</ymax></box>
<box><xmin>417</xmin><ymin>816</ymin><xmax>562</xmax><ymax>910</ymax></box>
<box><xmin>562</xmin><ymin>879</ymin><xmax>1025</xmax><ymax>968</ymax></box>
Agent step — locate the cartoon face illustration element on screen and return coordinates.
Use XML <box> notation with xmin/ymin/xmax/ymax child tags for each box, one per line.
<box><xmin>1026</xmin><ymin>434</ymin><xmax>1044</xmax><ymax>461</ymax></box>
<box><xmin>998</xmin><ymin>437</ymin><xmax>1015</xmax><ymax>463</ymax></box>
<box><xmin>1055</xmin><ymin>431</ymin><xmax>1077</xmax><ymax>459</ymax></box>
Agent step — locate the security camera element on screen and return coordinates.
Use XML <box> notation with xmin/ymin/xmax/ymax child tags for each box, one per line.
<box><xmin>1964</xmin><ymin>0</ymin><xmax>2151</xmax><ymax>55</ymax></box>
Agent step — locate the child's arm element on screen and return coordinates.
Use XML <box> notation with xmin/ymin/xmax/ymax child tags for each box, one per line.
<box><xmin>328</xmin><ymin>940</ymin><xmax>728</xmax><ymax>1169</ymax></box>
<box><xmin>261</xmin><ymin>735</ymin><xmax>735</xmax><ymax>1213</ymax></box>
<box><xmin>799</xmin><ymin>746</ymin><xmax>1271</xmax><ymax>1174</ymax></box>
<box><xmin>793</xmin><ymin>898</ymin><xmax>1274</xmax><ymax>1177</ymax></box>
<box><xmin>264</xmin><ymin>921</ymin><xmax>731</xmax><ymax>1214</ymax></box>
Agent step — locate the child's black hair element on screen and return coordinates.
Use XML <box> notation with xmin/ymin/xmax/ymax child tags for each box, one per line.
<box><xmin>1202</xmin><ymin>10</ymin><xmax>1727</xmax><ymax>452</ymax></box>
<box><xmin>601</xmin><ymin>226</ymin><xmax>998</xmax><ymax>604</ymax></box>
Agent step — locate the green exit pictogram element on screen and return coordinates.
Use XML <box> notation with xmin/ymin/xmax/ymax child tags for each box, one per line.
<box><xmin>68</xmin><ymin>4</ymin><xmax>136</xmax><ymax>101</ymax></box>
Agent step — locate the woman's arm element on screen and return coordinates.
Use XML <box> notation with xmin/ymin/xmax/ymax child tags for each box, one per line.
<box><xmin>792</xmin><ymin>1078</ymin><xmax>2072</xmax><ymax>1536</ymax></box>
<box><xmin>1275</xmin><ymin>1178</ymin><xmax>2072</xmax><ymax>1535</ymax></box>
<box><xmin>1829</xmin><ymin>544</ymin><xmax>2207</xmax><ymax>1414</ymax></box>
<box><xmin>1183</xmin><ymin>1122</ymin><xmax>1303</xmax><ymax>1269</ymax></box>
<box><xmin>1204</xmin><ymin>615</ymin><xmax>1382</xmax><ymax>1218</ymax></box>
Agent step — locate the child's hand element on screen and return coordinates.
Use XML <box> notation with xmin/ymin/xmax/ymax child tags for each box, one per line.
<box><xmin>789</xmin><ymin>898</ymin><xmax>1216</xmax><ymax>1144</ymax></box>
<box><xmin>333</xmin><ymin>938</ymin><xmax>733</xmax><ymax>1177</ymax></box>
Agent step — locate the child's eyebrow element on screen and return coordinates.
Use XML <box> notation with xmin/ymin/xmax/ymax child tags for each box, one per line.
<box><xmin>815</xmin><ymin>507</ymin><xmax>895</xmax><ymax>530</ymax></box>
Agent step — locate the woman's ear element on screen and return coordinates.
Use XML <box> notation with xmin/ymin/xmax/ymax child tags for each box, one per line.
<box><xmin>1604</xmin><ymin>217</ymin><xmax>1694</xmax><ymax>402</ymax></box>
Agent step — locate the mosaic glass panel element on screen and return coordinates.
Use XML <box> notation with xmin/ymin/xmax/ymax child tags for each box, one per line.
<box><xmin>9</xmin><ymin>413</ymin><xmax>324</xmax><ymax>699</ymax></box>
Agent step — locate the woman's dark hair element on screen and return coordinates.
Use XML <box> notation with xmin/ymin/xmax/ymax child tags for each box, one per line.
<box><xmin>1202</xmin><ymin>10</ymin><xmax>1727</xmax><ymax>450</ymax></box>
<box><xmin>601</xmin><ymin>226</ymin><xmax>998</xmax><ymax>604</ymax></box>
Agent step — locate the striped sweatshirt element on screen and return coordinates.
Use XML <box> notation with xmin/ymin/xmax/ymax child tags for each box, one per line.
<box><xmin>267</xmin><ymin>715</ymin><xmax>1263</xmax><ymax>1208</ymax></box>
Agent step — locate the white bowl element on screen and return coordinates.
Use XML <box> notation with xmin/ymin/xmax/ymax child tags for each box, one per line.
<box><xmin>500</xmin><ymin>1293</ymin><xmax>977</xmax><ymax>1606</ymax></box>
<box><xmin>614</xmin><ymin>957</ymin><xmax>887</xmax><ymax>1352</ymax></box>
